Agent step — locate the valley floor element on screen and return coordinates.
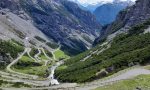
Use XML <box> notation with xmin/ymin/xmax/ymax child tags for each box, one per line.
<box><xmin>1</xmin><ymin>64</ymin><xmax>150</xmax><ymax>90</ymax></box>
<box><xmin>0</xmin><ymin>45</ymin><xmax>72</xmax><ymax>89</ymax></box>
<box><xmin>0</xmin><ymin>42</ymin><xmax>150</xmax><ymax>90</ymax></box>
<box><xmin>95</xmin><ymin>66</ymin><xmax>150</xmax><ymax>90</ymax></box>
<box><xmin>77</xmin><ymin>66</ymin><xmax>150</xmax><ymax>90</ymax></box>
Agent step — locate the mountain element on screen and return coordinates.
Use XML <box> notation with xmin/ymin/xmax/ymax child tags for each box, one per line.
<box><xmin>70</xmin><ymin>1</ymin><xmax>112</xmax><ymax>13</ymax></box>
<box><xmin>95</xmin><ymin>0</ymin><xmax>150</xmax><ymax>44</ymax></box>
<box><xmin>1</xmin><ymin>0</ymin><xmax>150</xmax><ymax>89</ymax></box>
<box><xmin>69</xmin><ymin>0</ymin><xmax>113</xmax><ymax>12</ymax></box>
<box><xmin>93</xmin><ymin>0</ymin><xmax>134</xmax><ymax>25</ymax></box>
<box><xmin>55</xmin><ymin>0</ymin><xmax>150</xmax><ymax>83</ymax></box>
<box><xmin>0</xmin><ymin>0</ymin><xmax>101</xmax><ymax>56</ymax></box>
<box><xmin>85</xmin><ymin>3</ymin><xmax>104</xmax><ymax>12</ymax></box>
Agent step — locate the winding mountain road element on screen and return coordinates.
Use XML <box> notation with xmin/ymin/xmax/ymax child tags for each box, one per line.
<box><xmin>39</xmin><ymin>48</ymin><xmax>52</xmax><ymax>66</ymax></box>
<box><xmin>51</xmin><ymin>44</ymin><xmax>61</xmax><ymax>60</ymax></box>
<box><xmin>3</xmin><ymin>66</ymin><xmax>150</xmax><ymax>90</ymax></box>
<box><xmin>6</xmin><ymin>48</ymin><xmax>39</xmax><ymax>80</ymax></box>
<box><xmin>76</xmin><ymin>67</ymin><xmax>150</xmax><ymax>90</ymax></box>
<box><xmin>27</xmin><ymin>48</ymin><xmax>38</xmax><ymax>62</ymax></box>
<box><xmin>81</xmin><ymin>42</ymin><xmax>110</xmax><ymax>62</ymax></box>
<box><xmin>41</xmin><ymin>48</ymin><xmax>53</xmax><ymax>61</ymax></box>
<box><xmin>1</xmin><ymin>47</ymin><xmax>70</xmax><ymax>87</ymax></box>
<box><xmin>2</xmin><ymin>45</ymin><xmax>150</xmax><ymax>90</ymax></box>
<box><xmin>34</xmin><ymin>48</ymin><xmax>42</xmax><ymax>62</ymax></box>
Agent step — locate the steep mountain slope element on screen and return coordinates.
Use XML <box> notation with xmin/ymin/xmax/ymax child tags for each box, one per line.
<box><xmin>55</xmin><ymin>18</ymin><xmax>150</xmax><ymax>83</ymax></box>
<box><xmin>0</xmin><ymin>0</ymin><xmax>101</xmax><ymax>55</ymax></box>
<box><xmin>93</xmin><ymin>0</ymin><xmax>134</xmax><ymax>25</ymax></box>
<box><xmin>0</xmin><ymin>11</ymin><xmax>51</xmax><ymax>45</ymax></box>
<box><xmin>0</xmin><ymin>40</ymin><xmax>24</xmax><ymax>69</ymax></box>
<box><xmin>70</xmin><ymin>0</ymin><xmax>111</xmax><ymax>12</ymax></box>
<box><xmin>95</xmin><ymin>0</ymin><xmax>150</xmax><ymax>44</ymax></box>
<box><xmin>85</xmin><ymin>3</ymin><xmax>103</xmax><ymax>12</ymax></box>
<box><xmin>55</xmin><ymin>0</ymin><xmax>150</xmax><ymax>83</ymax></box>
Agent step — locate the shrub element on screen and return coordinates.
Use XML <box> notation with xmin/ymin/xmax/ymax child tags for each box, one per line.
<box><xmin>55</xmin><ymin>33</ymin><xmax>150</xmax><ymax>83</ymax></box>
<box><xmin>34</xmin><ymin>36</ymin><xmax>46</xmax><ymax>43</ymax></box>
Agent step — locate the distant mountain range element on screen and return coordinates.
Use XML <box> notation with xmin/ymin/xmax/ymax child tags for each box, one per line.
<box><xmin>95</xmin><ymin>0</ymin><xmax>150</xmax><ymax>44</ymax></box>
<box><xmin>93</xmin><ymin>0</ymin><xmax>134</xmax><ymax>25</ymax></box>
<box><xmin>84</xmin><ymin>3</ymin><xmax>104</xmax><ymax>12</ymax></box>
<box><xmin>71</xmin><ymin>0</ymin><xmax>134</xmax><ymax>25</ymax></box>
<box><xmin>70</xmin><ymin>0</ymin><xmax>111</xmax><ymax>12</ymax></box>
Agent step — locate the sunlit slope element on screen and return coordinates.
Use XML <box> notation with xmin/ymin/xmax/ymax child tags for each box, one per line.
<box><xmin>55</xmin><ymin>20</ymin><xmax>150</xmax><ymax>83</ymax></box>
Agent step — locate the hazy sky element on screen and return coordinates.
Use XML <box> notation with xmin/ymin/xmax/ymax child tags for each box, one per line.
<box><xmin>71</xmin><ymin>0</ymin><xmax>136</xmax><ymax>6</ymax></box>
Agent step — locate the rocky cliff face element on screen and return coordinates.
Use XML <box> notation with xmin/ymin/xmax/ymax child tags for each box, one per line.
<box><xmin>93</xmin><ymin>0</ymin><xmax>134</xmax><ymax>25</ymax></box>
<box><xmin>0</xmin><ymin>0</ymin><xmax>101</xmax><ymax>55</ymax></box>
<box><xmin>95</xmin><ymin>0</ymin><xmax>150</xmax><ymax>44</ymax></box>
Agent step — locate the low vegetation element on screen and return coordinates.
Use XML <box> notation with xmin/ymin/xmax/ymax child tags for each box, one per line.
<box><xmin>11</xmin><ymin>39</ymin><xmax>24</xmax><ymax>46</ymax></box>
<box><xmin>144</xmin><ymin>65</ymin><xmax>150</xmax><ymax>70</ymax></box>
<box><xmin>46</xmin><ymin>42</ymin><xmax>59</xmax><ymax>49</ymax></box>
<box><xmin>0</xmin><ymin>40</ymin><xmax>24</xmax><ymax>69</ymax></box>
<box><xmin>62</xmin><ymin>44</ymin><xmax>102</xmax><ymax>65</ymax></box>
<box><xmin>0</xmin><ymin>79</ymin><xmax>31</xmax><ymax>88</ymax></box>
<box><xmin>129</xmin><ymin>18</ymin><xmax>150</xmax><ymax>35</ymax></box>
<box><xmin>54</xmin><ymin>49</ymin><xmax>70</xmax><ymax>60</ymax></box>
<box><xmin>0</xmin><ymin>39</ymin><xmax>24</xmax><ymax>58</ymax></box>
<box><xmin>34</xmin><ymin>36</ymin><xmax>46</xmax><ymax>43</ymax></box>
<box><xmin>29</xmin><ymin>48</ymin><xmax>39</xmax><ymax>57</ymax></box>
<box><xmin>12</xmin><ymin>28</ymin><xmax>26</xmax><ymax>39</ymax></box>
<box><xmin>95</xmin><ymin>75</ymin><xmax>150</xmax><ymax>90</ymax></box>
<box><xmin>45</xmin><ymin>50</ymin><xmax>53</xmax><ymax>57</ymax></box>
<box><xmin>39</xmin><ymin>50</ymin><xmax>48</xmax><ymax>60</ymax></box>
<box><xmin>13</xmin><ymin>55</ymin><xmax>49</xmax><ymax>77</ymax></box>
<box><xmin>55</xmin><ymin>21</ymin><xmax>150</xmax><ymax>83</ymax></box>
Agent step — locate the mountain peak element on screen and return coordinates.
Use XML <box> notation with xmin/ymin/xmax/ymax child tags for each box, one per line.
<box><xmin>70</xmin><ymin>0</ymin><xmax>136</xmax><ymax>6</ymax></box>
<box><xmin>93</xmin><ymin>0</ymin><xmax>134</xmax><ymax>25</ymax></box>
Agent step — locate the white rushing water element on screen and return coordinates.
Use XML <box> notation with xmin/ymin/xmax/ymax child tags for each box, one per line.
<box><xmin>48</xmin><ymin>61</ymin><xmax>64</xmax><ymax>85</ymax></box>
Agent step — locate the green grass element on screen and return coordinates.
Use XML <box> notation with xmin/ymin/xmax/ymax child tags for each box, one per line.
<box><xmin>0</xmin><ymin>39</ymin><xmax>24</xmax><ymax>69</ymax></box>
<box><xmin>0</xmin><ymin>79</ymin><xmax>31</xmax><ymax>88</ymax></box>
<box><xmin>29</xmin><ymin>48</ymin><xmax>38</xmax><ymax>57</ymax></box>
<box><xmin>13</xmin><ymin>66</ymin><xmax>49</xmax><ymax>77</ymax></box>
<box><xmin>38</xmin><ymin>49</ymin><xmax>50</xmax><ymax>60</ymax></box>
<box><xmin>56</xmin><ymin>65</ymin><xmax>68</xmax><ymax>71</ymax></box>
<box><xmin>39</xmin><ymin>55</ymin><xmax>48</xmax><ymax>60</ymax></box>
<box><xmin>144</xmin><ymin>65</ymin><xmax>150</xmax><ymax>70</ymax></box>
<box><xmin>13</xmin><ymin>55</ymin><xmax>49</xmax><ymax>77</ymax></box>
<box><xmin>95</xmin><ymin>75</ymin><xmax>150</xmax><ymax>90</ymax></box>
<box><xmin>39</xmin><ymin>53</ymin><xmax>48</xmax><ymax>60</ymax></box>
<box><xmin>19</xmin><ymin>55</ymin><xmax>35</xmax><ymax>63</ymax></box>
<box><xmin>0</xmin><ymin>75</ymin><xmax>31</xmax><ymax>87</ymax></box>
<box><xmin>54</xmin><ymin>49</ymin><xmax>70</xmax><ymax>60</ymax></box>
<box><xmin>45</xmin><ymin>50</ymin><xmax>53</xmax><ymax>57</ymax></box>
<box><xmin>55</xmin><ymin>32</ymin><xmax>150</xmax><ymax>83</ymax></box>
<box><xmin>0</xmin><ymin>39</ymin><xmax>24</xmax><ymax>58</ymax></box>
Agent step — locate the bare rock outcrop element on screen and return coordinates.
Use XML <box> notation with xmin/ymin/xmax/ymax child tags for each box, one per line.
<box><xmin>95</xmin><ymin>0</ymin><xmax>150</xmax><ymax>44</ymax></box>
<box><xmin>0</xmin><ymin>0</ymin><xmax>102</xmax><ymax>55</ymax></box>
